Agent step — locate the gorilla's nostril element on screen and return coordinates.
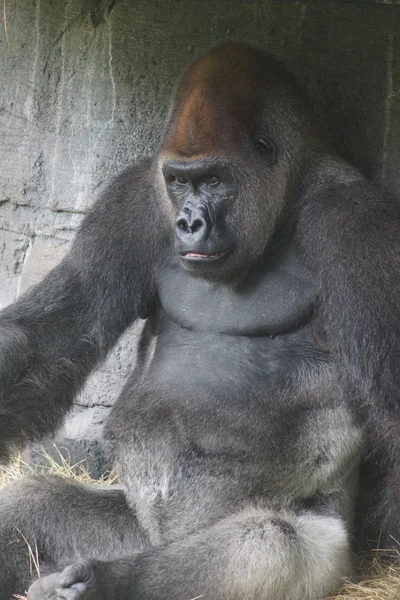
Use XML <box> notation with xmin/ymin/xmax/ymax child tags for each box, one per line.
<box><xmin>191</xmin><ymin>218</ymin><xmax>205</xmax><ymax>233</ymax></box>
<box><xmin>176</xmin><ymin>218</ymin><xmax>189</xmax><ymax>233</ymax></box>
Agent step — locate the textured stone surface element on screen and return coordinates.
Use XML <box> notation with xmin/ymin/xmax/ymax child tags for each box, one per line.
<box><xmin>18</xmin><ymin>237</ymin><xmax>70</xmax><ymax>295</ymax></box>
<box><xmin>0</xmin><ymin>229</ymin><xmax>31</xmax><ymax>309</ymax></box>
<box><xmin>0</xmin><ymin>0</ymin><xmax>399</xmax><ymax>475</ymax></box>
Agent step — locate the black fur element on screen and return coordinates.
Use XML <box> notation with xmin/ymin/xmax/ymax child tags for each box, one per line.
<box><xmin>0</xmin><ymin>43</ymin><xmax>398</xmax><ymax>600</ymax></box>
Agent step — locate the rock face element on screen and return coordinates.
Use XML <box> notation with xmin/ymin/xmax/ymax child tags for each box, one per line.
<box><xmin>1</xmin><ymin>0</ymin><xmax>399</xmax><ymax>476</ymax></box>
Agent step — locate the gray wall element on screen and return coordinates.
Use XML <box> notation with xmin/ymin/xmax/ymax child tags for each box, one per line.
<box><xmin>1</xmin><ymin>0</ymin><xmax>399</xmax><ymax>474</ymax></box>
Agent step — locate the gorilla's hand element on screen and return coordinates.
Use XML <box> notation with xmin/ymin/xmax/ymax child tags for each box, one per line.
<box><xmin>27</xmin><ymin>561</ymin><xmax>99</xmax><ymax>600</ymax></box>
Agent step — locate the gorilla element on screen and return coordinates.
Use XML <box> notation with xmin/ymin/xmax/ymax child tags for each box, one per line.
<box><xmin>0</xmin><ymin>42</ymin><xmax>399</xmax><ymax>600</ymax></box>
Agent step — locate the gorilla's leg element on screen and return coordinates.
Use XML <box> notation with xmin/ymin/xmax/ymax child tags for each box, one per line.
<box><xmin>0</xmin><ymin>475</ymin><xmax>148</xmax><ymax>600</ymax></box>
<box><xmin>29</xmin><ymin>504</ymin><xmax>351</xmax><ymax>600</ymax></box>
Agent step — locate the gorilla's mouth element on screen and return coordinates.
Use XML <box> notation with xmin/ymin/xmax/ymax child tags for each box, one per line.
<box><xmin>181</xmin><ymin>250</ymin><xmax>228</xmax><ymax>263</ymax></box>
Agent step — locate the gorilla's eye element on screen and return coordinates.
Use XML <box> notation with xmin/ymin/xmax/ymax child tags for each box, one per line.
<box><xmin>253</xmin><ymin>136</ymin><xmax>276</xmax><ymax>164</ymax></box>
<box><xmin>174</xmin><ymin>176</ymin><xmax>187</xmax><ymax>184</ymax></box>
<box><xmin>206</xmin><ymin>175</ymin><xmax>220</xmax><ymax>185</ymax></box>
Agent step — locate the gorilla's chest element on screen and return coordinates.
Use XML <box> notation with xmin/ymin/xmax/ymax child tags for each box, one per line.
<box><xmin>156</xmin><ymin>253</ymin><xmax>315</xmax><ymax>336</ymax></box>
<box><xmin>137</xmin><ymin>250</ymin><xmax>323</xmax><ymax>399</ymax></box>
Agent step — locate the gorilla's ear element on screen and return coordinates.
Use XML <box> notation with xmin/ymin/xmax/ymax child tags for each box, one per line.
<box><xmin>253</xmin><ymin>136</ymin><xmax>277</xmax><ymax>165</ymax></box>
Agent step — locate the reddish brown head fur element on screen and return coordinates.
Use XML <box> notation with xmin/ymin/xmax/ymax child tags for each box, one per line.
<box><xmin>161</xmin><ymin>44</ymin><xmax>296</xmax><ymax>159</ymax></box>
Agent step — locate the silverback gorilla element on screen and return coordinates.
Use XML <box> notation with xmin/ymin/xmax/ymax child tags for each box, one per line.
<box><xmin>0</xmin><ymin>43</ymin><xmax>399</xmax><ymax>599</ymax></box>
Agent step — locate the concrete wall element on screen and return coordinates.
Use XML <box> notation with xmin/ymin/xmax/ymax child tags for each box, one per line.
<box><xmin>1</xmin><ymin>0</ymin><xmax>399</xmax><ymax>475</ymax></box>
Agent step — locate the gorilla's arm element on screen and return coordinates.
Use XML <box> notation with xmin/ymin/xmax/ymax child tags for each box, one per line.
<box><xmin>0</xmin><ymin>159</ymin><xmax>165</xmax><ymax>462</ymax></box>
<box><xmin>299</xmin><ymin>176</ymin><xmax>400</xmax><ymax>544</ymax></box>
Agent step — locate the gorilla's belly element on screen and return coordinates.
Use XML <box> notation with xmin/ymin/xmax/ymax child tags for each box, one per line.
<box><xmin>106</xmin><ymin>319</ymin><xmax>364</xmax><ymax>544</ymax></box>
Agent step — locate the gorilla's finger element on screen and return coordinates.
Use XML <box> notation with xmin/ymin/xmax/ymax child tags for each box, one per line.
<box><xmin>59</xmin><ymin>561</ymin><xmax>91</xmax><ymax>587</ymax></box>
<box><xmin>27</xmin><ymin>573</ymin><xmax>63</xmax><ymax>599</ymax></box>
<box><xmin>56</xmin><ymin>582</ymin><xmax>87</xmax><ymax>600</ymax></box>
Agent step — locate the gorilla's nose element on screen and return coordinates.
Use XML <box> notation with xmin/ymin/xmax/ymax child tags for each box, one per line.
<box><xmin>175</xmin><ymin>206</ymin><xmax>209</xmax><ymax>243</ymax></box>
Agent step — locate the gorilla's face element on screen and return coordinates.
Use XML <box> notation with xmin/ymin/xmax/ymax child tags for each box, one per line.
<box><xmin>157</xmin><ymin>44</ymin><xmax>315</xmax><ymax>283</ymax></box>
<box><xmin>162</xmin><ymin>157</ymin><xmax>236</xmax><ymax>273</ymax></box>
<box><xmin>160</xmin><ymin>148</ymin><xmax>280</xmax><ymax>282</ymax></box>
